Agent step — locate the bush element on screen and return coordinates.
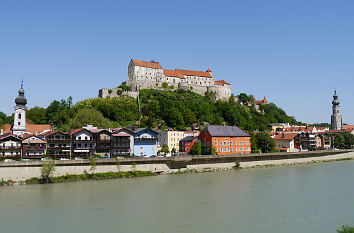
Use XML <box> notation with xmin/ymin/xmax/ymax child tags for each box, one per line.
<box><xmin>337</xmin><ymin>225</ymin><xmax>354</xmax><ymax>233</ymax></box>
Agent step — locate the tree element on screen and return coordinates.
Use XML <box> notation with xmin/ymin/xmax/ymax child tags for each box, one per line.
<box><xmin>70</xmin><ymin>108</ymin><xmax>112</xmax><ymax>129</ymax></box>
<box><xmin>161</xmin><ymin>82</ymin><xmax>168</xmax><ymax>89</ymax></box>
<box><xmin>337</xmin><ymin>225</ymin><xmax>354</xmax><ymax>233</ymax></box>
<box><xmin>27</xmin><ymin>107</ymin><xmax>47</xmax><ymax>124</ymax></box>
<box><xmin>255</xmin><ymin>131</ymin><xmax>275</xmax><ymax>153</ymax></box>
<box><xmin>160</xmin><ymin>144</ymin><xmax>169</xmax><ymax>154</ymax></box>
<box><xmin>333</xmin><ymin>133</ymin><xmax>345</xmax><ymax>148</ymax></box>
<box><xmin>171</xmin><ymin>147</ymin><xmax>177</xmax><ymax>154</ymax></box>
<box><xmin>190</xmin><ymin>141</ymin><xmax>202</xmax><ymax>155</ymax></box>
<box><xmin>342</xmin><ymin>132</ymin><xmax>354</xmax><ymax>148</ymax></box>
<box><xmin>40</xmin><ymin>161</ymin><xmax>55</xmax><ymax>184</ymax></box>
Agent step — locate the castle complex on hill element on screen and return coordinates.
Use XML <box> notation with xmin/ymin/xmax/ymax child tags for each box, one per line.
<box><xmin>99</xmin><ymin>59</ymin><xmax>232</xmax><ymax>100</ymax></box>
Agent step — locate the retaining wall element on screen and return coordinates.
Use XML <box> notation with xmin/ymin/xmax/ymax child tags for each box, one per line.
<box><xmin>0</xmin><ymin>150</ymin><xmax>353</xmax><ymax>182</ymax></box>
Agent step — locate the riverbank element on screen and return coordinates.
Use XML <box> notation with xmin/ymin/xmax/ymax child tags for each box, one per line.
<box><xmin>240</xmin><ymin>151</ymin><xmax>354</xmax><ymax>168</ymax></box>
<box><xmin>0</xmin><ymin>150</ymin><xmax>353</xmax><ymax>185</ymax></box>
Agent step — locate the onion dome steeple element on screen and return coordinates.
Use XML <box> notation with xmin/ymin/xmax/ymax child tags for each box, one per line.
<box><xmin>15</xmin><ymin>80</ymin><xmax>27</xmax><ymax>107</ymax></box>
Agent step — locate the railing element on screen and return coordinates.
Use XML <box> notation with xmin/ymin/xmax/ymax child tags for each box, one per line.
<box><xmin>0</xmin><ymin>146</ymin><xmax>21</xmax><ymax>150</ymax></box>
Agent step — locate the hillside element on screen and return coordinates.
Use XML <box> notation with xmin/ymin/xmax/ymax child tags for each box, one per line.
<box><xmin>1</xmin><ymin>89</ymin><xmax>299</xmax><ymax>132</ymax></box>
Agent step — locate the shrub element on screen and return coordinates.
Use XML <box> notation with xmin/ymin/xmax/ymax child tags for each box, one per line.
<box><xmin>40</xmin><ymin>161</ymin><xmax>55</xmax><ymax>184</ymax></box>
<box><xmin>337</xmin><ymin>225</ymin><xmax>354</xmax><ymax>233</ymax></box>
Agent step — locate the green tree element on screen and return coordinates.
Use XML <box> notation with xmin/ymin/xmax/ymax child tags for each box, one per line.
<box><xmin>342</xmin><ymin>132</ymin><xmax>354</xmax><ymax>148</ymax></box>
<box><xmin>161</xmin><ymin>82</ymin><xmax>168</xmax><ymax>89</ymax></box>
<box><xmin>171</xmin><ymin>147</ymin><xmax>176</xmax><ymax>154</ymax></box>
<box><xmin>70</xmin><ymin>108</ymin><xmax>112</xmax><ymax>129</ymax></box>
<box><xmin>337</xmin><ymin>225</ymin><xmax>354</xmax><ymax>233</ymax></box>
<box><xmin>27</xmin><ymin>107</ymin><xmax>47</xmax><ymax>124</ymax></box>
<box><xmin>40</xmin><ymin>161</ymin><xmax>55</xmax><ymax>184</ymax></box>
<box><xmin>190</xmin><ymin>141</ymin><xmax>202</xmax><ymax>155</ymax></box>
<box><xmin>255</xmin><ymin>131</ymin><xmax>276</xmax><ymax>153</ymax></box>
<box><xmin>160</xmin><ymin>144</ymin><xmax>169</xmax><ymax>154</ymax></box>
<box><xmin>333</xmin><ymin>133</ymin><xmax>345</xmax><ymax>148</ymax></box>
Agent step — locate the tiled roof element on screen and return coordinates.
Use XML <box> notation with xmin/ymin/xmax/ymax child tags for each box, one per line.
<box><xmin>214</xmin><ymin>80</ymin><xmax>231</xmax><ymax>86</ymax></box>
<box><xmin>131</xmin><ymin>59</ymin><xmax>163</xmax><ymax>69</ymax></box>
<box><xmin>180</xmin><ymin>136</ymin><xmax>197</xmax><ymax>142</ymax></box>
<box><xmin>163</xmin><ymin>69</ymin><xmax>185</xmax><ymax>79</ymax></box>
<box><xmin>274</xmin><ymin>133</ymin><xmax>298</xmax><ymax>140</ymax></box>
<box><xmin>25</xmin><ymin>120</ymin><xmax>52</xmax><ymax>135</ymax></box>
<box><xmin>203</xmin><ymin>125</ymin><xmax>249</xmax><ymax>137</ymax></box>
<box><xmin>343</xmin><ymin>125</ymin><xmax>354</xmax><ymax>130</ymax></box>
<box><xmin>175</xmin><ymin>69</ymin><xmax>213</xmax><ymax>78</ymax></box>
<box><xmin>112</xmin><ymin>132</ymin><xmax>130</xmax><ymax>137</ymax></box>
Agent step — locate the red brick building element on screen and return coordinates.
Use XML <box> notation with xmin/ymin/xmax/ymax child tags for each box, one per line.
<box><xmin>199</xmin><ymin>125</ymin><xmax>251</xmax><ymax>155</ymax></box>
<box><xmin>179</xmin><ymin>136</ymin><xmax>199</xmax><ymax>155</ymax></box>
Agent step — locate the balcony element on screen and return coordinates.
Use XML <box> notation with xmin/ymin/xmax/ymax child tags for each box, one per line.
<box><xmin>134</xmin><ymin>138</ymin><xmax>158</xmax><ymax>142</ymax></box>
<box><xmin>0</xmin><ymin>146</ymin><xmax>21</xmax><ymax>150</ymax></box>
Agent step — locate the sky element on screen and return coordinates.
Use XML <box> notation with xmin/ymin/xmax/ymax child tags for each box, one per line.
<box><xmin>0</xmin><ymin>0</ymin><xmax>353</xmax><ymax>124</ymax></box>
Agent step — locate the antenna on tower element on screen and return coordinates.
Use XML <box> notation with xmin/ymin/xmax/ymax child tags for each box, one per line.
<box><xmin>21</xmin><ymin>76</ymin><xmax>23</xmax><ymax>88</ymax></box>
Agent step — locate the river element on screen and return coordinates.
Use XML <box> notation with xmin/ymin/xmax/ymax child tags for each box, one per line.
<box><xmin>1</xmin><ymin>160</ymin><xmax>354</xmax><ymax>233</ymax></box>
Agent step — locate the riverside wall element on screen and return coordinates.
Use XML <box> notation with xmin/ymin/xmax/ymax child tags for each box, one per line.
<box><xmin>1</xmin><ymin>150</ymin><xmax>353</xmax><ymax>182</ymax></box>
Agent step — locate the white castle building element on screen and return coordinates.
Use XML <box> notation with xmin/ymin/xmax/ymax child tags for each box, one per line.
<box><xmin>99</xmin><ymin>59</ymin><xmax>232</xmax><ymax>100</ymax></box>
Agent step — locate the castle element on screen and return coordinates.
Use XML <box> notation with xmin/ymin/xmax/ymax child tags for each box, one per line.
<box><xmin>99</xmin><ymin>59</ymin><xmax>232</xmax><ymax>100</ymax></box>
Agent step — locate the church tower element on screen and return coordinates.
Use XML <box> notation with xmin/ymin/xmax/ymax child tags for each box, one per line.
<box><xmin>12</xmin><ymin>81</ymin><xmax>27</xmax><ymax>136</ymax></box>
<box><xmin>330</xmin><ymin>90</ymin><xmax>343</xmax><ymax>130</ymax></box>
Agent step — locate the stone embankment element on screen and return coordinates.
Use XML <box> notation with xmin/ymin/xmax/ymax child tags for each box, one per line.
<box><xmin>0</xmin><ymin>150</ymin><xmax>353</xmax><ymax>182</ymax></box>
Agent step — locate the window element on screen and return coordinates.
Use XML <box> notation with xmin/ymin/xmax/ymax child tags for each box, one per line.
<box><xmin>18</xmin><ymin>114</ymin><xmax>21</xmax><ymax>119</ymax></box>
<box><xmin>220</xmin><ymin>148</ymin><xmax>223</xmax><ymax>152</ymax></box>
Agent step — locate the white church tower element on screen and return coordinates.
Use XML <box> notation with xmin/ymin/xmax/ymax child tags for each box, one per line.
<box><xmin>12</xmin><ymin>81</ymin><xmax>27</xmax><ymax>136</ymax></box>
<box><xmin>330</xmin><ymin>90</ymin><xmax>343</xmax><ymax>131</ymax></box>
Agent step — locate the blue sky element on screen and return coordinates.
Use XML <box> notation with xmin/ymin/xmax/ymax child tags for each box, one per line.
<box><xmin>0</xmin><ymin>0</ymin><xmax>353</xmax><ymax>124</ymax></box>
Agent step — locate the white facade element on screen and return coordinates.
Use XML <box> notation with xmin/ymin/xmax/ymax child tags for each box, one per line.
<box><xmin>12</xmin><ymin>107</ymin><xmax>26</xmax><ymax>136</ymax></box>
<box><xmin>158</xmin><ymin>131</ymin><xmax>189</xmax><ymax>151</ymax></box>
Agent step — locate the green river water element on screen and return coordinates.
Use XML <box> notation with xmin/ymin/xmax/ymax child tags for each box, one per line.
<box><xmin>1</xmin><ymin>160</ymin><xmax>354</xmax><ymax>233</ymax></box>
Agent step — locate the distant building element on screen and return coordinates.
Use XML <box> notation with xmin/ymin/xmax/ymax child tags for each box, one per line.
<box><xmin>199</xmin><ymin>125</ymin><xmax>251</xmax><ymax>155</ymax></box>
<box><xmin>0</xmin><ymin>134</ymin><xmax>22</xmax><ymax>158</ymax></box>
<box><xmin>22</xmin><ymin>135</ymin><xmax>46</xmax><ymax>159</ymax></box>
<box><xmin>331</xmin><ymin>90</ymin><xmax>343</xmax><ymax>130</ymax></box>
<box><xmin>45</xmin><ymin>131</ymin><xmax>72</xmax><ymax>159</ymax></box>
<box><xmin>99</xmin><ymin>59</ymin><xmax>232</xmax><ymax>101</ymax></box>
<box><xmin>158</xmin><ymin>130</ymin><xmax>188</xmax><ymax>152</ymax></box>
<box><xmin>70</xmin><ymin>128</ymin><xmax>95</xmax><ymax>157</ymax></box>
<box><xmin>127</xmin><ymin>127</ymin><xmax>158</xmax><ymax>157</ymax></box>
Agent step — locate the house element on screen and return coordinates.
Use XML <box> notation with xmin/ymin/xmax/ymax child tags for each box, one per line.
<box><xmin>70</xmin><ymin>129</ymin><xmax>95</xmax><ymax>157</ymax></box>
<box><xmin>45</xmin><ymin>131</ymin><xmax>72</xmax><ymax>159</ymax></box>
<box><xmin>273</xmin><ymin>133</ymin><xmax>299</xmax><ymax>152</ymax></box>
<box><xmin>158</xmin><ymin>130</ymin><xmax>186</xmax><ymax>152</ymax></box>
<box><xmin>179</xmin><ymin>136</ymin><xmax>199</xmax><ymax>154</ymax></box>
<box><xmin>199</xmin><ymin>125</ymin><xmax>251</xmax><ymax>155</ymax></box>
<box><xmin>92</xmin><ymin>129</ymin><xmax>112</xmax><ymax>156</ymax></box>
<box><xmin>128</xmin><ymin>127</ymin><xmax>158</xmax><ymax>157</ymax></box>
<box><xmin>0</xmin><ymin>134</ymin><xmax>22</xmax><ymax>158</ymax></box>
<box><xmin>22</xmin><ymin>135</ymin><xmax>46</xmax><ymax>159</ymax></box>
<box><xmin>111</xmin><ymin>128</ymin><xmax>134</xmax><ymax>157</ymax></box>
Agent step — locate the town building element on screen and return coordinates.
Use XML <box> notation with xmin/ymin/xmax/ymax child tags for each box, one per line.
<box><xmin>199</xmin><ymin>125</ymin><xmax>251</xmax><ymax>155</ymax></box>
<box><xmin>273</xmin><ymin>133</ymin><xmax>299</xmax><ymax>152</ymax></box>
<box><xmin>179</xmin><ymin>136</ymin><xmax>199</xmax><ymax>155</ymax></box>
<box><xmin>331</xmin><ymin>90</ymin><xmax>343</xmax><ymax>130</ymax></box>
<box><xmin>0</xmin><ymin>134</ymin><xmax>22</xmax><ymax>158</ymax></box>
<box><xmin>127</xmin><ymin>127</ymin><xmax>158</xmax><ymax>157</ymax></box>
<box><xmin>70</xmin><ymin>129</ymin><xmax>95</xmax><ymax>157</ymax></box>
<box><xmin>111</xmin><ymin>129</ymin><xmax>134</xmax><ymax>157</ymax></box>
<box><xmin>45</xmin><ymin>131</ymin><xmax>72</xmax><ymax>159</ymax></box>
<box><xmin>99</xmin><ymin>59</ymin><xmax>232</xmax><ymax>101</ymax></box>
<box><xmin>22</xmin><ymin>135</ymin><xmax>46</xmax><ymax>159</ymax></box>
<box><xmin>158</xmin><ymin>130</ymin><xmax>186</xmax><ymax>152</ymax></box>
<box><xmin>92</xmin><ymin>129</ymin><xmax>112</xmax><ymax>156</ymax></box>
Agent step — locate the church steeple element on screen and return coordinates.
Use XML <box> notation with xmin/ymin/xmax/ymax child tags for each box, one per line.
<box><xmin>330</xmin><ymin>90</ymin><xmax>343</xmax><ymax>130</ymax></box>
<box><xmin>12</xmin><ymin>80</ymin><xmax>27</xmax><ymax>137</ymax></box>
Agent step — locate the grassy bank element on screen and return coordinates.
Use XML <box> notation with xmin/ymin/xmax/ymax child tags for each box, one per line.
<box><xmin>24</xmin><ymin>171</ymin><xmax>156</xmax><ymax>185</ymax></box>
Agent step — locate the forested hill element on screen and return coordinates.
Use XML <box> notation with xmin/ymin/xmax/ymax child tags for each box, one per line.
<box><xmin>0</xmin><ymin>89</ymin><xmax>299</xmax><ymax>132</ymax></box>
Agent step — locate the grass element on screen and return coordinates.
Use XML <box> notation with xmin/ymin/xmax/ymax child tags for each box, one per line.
<box><xmin>25</xmin><ymin>170</ymin><xmax>156</xmax><ymax>185</ymax></box>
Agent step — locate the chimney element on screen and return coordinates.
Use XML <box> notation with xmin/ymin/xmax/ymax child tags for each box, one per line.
<box><xmin>35</xmin><ymin>131</ymin><xmax>38</xmax><ymax>136</ymax></box>
<box><xmin>0</xmin><ymin>129</ymin><xmax>3</xmax><ymax>136</ymax></box>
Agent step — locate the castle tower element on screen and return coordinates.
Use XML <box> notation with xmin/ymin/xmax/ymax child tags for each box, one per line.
<box><xmin>330</xmin><ymin>90</ymin><xmax>343</xmax><ymax>130</ymax></box>
<box><xmin>12</xmin><ymin>80</ymin><xmax>27</xmax><ymax>136</ymax></box>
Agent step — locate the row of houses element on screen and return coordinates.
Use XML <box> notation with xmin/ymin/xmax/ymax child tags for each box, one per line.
<box><xmin>0</xmin><ymin>125</ymin><xmax>252</xmax><ymax>159</ymax></box>
<box><xmin>270</xmin><ymin>124</ymin><xmax>354</xmax><ymax>152</ymax></box>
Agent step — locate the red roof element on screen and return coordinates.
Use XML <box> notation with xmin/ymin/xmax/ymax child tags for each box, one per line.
<box><xmin>163</xmin><ymin>69</ymin><xmax>185</xmax><ymax>79</ymax></box>
<box><xmin>214</xmin><ymin>80</ymin><xmax>231</xmax><ymax>86</ymax></box>
<box><xmin>175</xmin><ymin>69</ymin><xmax>212</xmax><ymax>78</ymax></box>
<box><xmin>131</xmin><ymin>59</ymin><xmax>163</xmax><ymax>69</ymax></box>
<box><xmin>343</xmin><ymin>125</ymin><xmax>354</xmax><ymax>130</ymax></box>
<box><xmin>274</xmin><ymin>133</ymin><xmax>298</xmax><ymax>140</ymax></box>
